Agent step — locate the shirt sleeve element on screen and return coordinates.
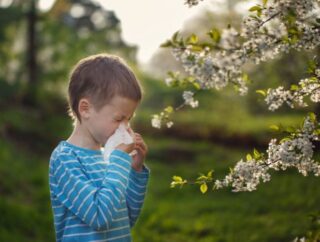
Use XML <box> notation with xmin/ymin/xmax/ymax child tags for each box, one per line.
<box><xmin>125</xmin><ymin>164</ymin><xmax>150</xmax><ymax>228</ymax></box>
<box><xmin>50</xmin><ymin>149</ymin><xmax>132</xmax><ymax>231</ymax></box>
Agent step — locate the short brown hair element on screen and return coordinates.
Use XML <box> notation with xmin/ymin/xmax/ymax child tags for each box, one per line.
<box><xmin>67</xmin><ymin>53</ymin><xmax>143</xmax><ymax>123</ymax></box>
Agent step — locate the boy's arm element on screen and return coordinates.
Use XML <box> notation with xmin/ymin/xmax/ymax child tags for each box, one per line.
<box><xmin>125</xmin><ymin>164</ymin><xmax>150</xmax><ymax>228</ymax></box>
<box><xmin>50</xmin><ymin>149</ymin><xmax>132</xmax><ymax>231</ymax></box>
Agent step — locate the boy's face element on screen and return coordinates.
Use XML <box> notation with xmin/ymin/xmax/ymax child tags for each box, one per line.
<box><xmin>80</xmin><ymin>95</ymin><xmax>139</xmax><ymax>147</ymax></box>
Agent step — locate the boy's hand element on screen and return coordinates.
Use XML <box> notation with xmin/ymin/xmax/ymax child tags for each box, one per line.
<box><xmin>131</xmin><ymin>132</ymin><xmax>148</xmax><ymax>172</ymax></box>
<box><xmin>115</xmin><ymin>142</ymin><xmax>136</xmax><ymax>154</ymax></box>
<box><xmin>114</xmin><ymin>127</ymin><xmax>148</xmax><ymax>172</ymax></box>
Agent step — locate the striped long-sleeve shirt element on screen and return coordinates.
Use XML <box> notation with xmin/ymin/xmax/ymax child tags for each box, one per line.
<box><xmin>48</xmin><ymin>140</ymin><xmax>150</xmax><ymax>242</ymax></box>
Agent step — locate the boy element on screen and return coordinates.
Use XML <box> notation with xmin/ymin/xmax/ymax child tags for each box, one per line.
<box><xmin>49</xmin><ymin>53</ymin><xmax>150</xmax><ymax>242</ymax></box>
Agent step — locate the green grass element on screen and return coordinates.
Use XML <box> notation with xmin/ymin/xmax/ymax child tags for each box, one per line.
<box><xmin>0</xmin><ymin>121</ymin><xmax>319</xmax><ymax>242</ymax></box>
<box><xmin>0</xmin><ymin>139</ymin><xmax>54</xmax><ymax>242</ymax></box>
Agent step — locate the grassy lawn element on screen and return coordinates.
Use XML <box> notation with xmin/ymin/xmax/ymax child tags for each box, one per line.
<box><xmin>0</xmin><ymin>116</ymin><xmax>319</xmax><ymax>242</ymax></box>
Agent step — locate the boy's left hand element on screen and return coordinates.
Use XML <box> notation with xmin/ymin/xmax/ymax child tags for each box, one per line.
<box><xmin>131</xmin><ymin>132</ymin><xmax>148</xmax><ymax>172</ymax></box>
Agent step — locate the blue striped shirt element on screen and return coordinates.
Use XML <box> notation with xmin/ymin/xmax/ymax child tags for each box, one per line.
<box><xmin>48</xmin><ymin>141</ymin><xmax>150</xmax><ymax>242</ymax></box>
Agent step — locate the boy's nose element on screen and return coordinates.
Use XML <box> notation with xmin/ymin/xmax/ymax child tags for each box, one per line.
<box><xmin>120</xmin><ymin>121</ymin><xmax>130</xmax><ymax>129</ymax></box>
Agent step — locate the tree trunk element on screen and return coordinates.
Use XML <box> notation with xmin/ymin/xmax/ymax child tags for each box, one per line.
<box><xmin>24</xmin><ymin>0</ymin><xmax>38</xmax><ymax>106</ymax></box>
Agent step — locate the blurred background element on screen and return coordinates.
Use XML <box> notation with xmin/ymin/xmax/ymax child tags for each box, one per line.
<box><xmin>0</xmin><ymin>0</ymin><xmax>319</xmax><ymax>241</ymax></box>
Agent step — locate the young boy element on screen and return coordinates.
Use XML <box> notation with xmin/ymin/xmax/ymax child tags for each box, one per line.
<box><xmin>49</xmin><ymin>54</ymin><xmax>150</xmax><ymax>242</ymax></box>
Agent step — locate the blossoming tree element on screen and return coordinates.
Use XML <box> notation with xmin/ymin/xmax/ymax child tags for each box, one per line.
<box><xmin>151</xmin><ymin>0</ymin><xmax>320</xmax><ymax>197</ymax></box>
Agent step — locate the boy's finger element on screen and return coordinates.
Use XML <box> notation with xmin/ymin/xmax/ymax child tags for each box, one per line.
<box><xmin>136</xmin><ymin>142</ymin><xmax>147</xmax><ymax>152</ymax></box>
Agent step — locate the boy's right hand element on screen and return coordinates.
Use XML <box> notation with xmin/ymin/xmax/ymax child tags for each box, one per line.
<box><xmin>115</xmin><ymin>127</ymin><xmax>136</xmax><ymax>154</ymax></box>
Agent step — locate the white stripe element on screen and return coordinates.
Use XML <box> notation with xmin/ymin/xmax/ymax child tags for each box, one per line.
<box><xmin>54</xmin><ymin>215</ymin><xmax>77</xmax><ymax>226</ymax></box>
<box><xmin>56</xmin><ymin>223</ymin><xmax>87</xmax><ymax>233</ymax></box>
<box><xmin>109</xmin><ymin>154</ymin><xmax>131</xmax><ymax>166</ymax></box>
<box><xmin>69</xmin><ymin>184</ymin><xmax>92</xmax><ymax>210</ymax></box>
<box><xmin>100</xmin><ymin>194</ymin><xmax>126</xmax><ymax>213</ymax></box>
<box><xmin>114</xmin><ymin>216</ymin><xmax>127</xmax><ymax>222</ymax></box>
<box><xmin>127</xmin><ymin>195</ymin><xmax>144</xmax><ymax>204</ymax></box>
<box><xmin>83</xmin><ymin>201</ymin><xmax>94</xmax><ymax>221</ymax></box>
<box><xmin>89</xmin><ymin>211</ymin><xmax>98</xmax><ymax>227</ymax></box>
<box><xmin>52</xmin><ymin>204</ymin><xmax>64</xmax><ymax>209</ymax></box>
<box><xmin>84</xmin><ymin>161</ymin><xmax>107</xmax><ymax>167</ymax></box>
<box><xmin>129</xmin><ymin>178</ymin><xmax>146</xmax><ymax>189</ymax></box>
<box><xmin>97</xmin><ymin>206</ymin><xmax>109</xmax><ymax>228</ymax></box>
<box><xmin>99</xmin><ymin>199</ymin><xmax>113</xmax><ymax>221</ymax></box>
<box><xmin>127</xmin><ymin>186</ymin><xmax>145</xmax><ymax>196</ymax></box>
<box><xmin>101</xmin><ymin>188</ymin><xmax>121</xmax><ymax>204</ymax></box>
<box><xmin>105</xmin><ymin>177</ymin><xmax>127</xmax><ymax>190</ymax></box>
<box><xmin>86</xmin><ymin>168</ymin><xmax>106</xmax><ymax>174</ymax></box>
<box><xmin>63</xmin><ymin>160</ymin><xmax>79</xmax><ymax>165</ymax></box>
<box><xmin>77</xmin><ymin>190</ymin><xmax>95</xmax><ymax>214</ymax></box>
<box><xmin>63</xmin><ymin>230</ymin><xmax>107</xmax><ymax>237</ymax></box>
<box><xmin>56</xmin><ymin>173</ymin><xmax>73</xmax><ymax>197</ymax></box>
<box><xmin>107</xmin><ymin>233</ymin><xmax>130</xmax><ymax>241</ymax></box>
<box><xmin>107</xmin><ymin>224</ymin><xmax>129</xmax><ymax>232</ymax></box>
<box><xmin>108</xmin><ymin>170</ymin><xmax>128</xmax><ymax>181</ymax></box>
<box><xmin>111</xmin><ymin>162</ymin><xmax>130</xmax><ymax>173</ymax></box>
<box><xmin>128</xmin><ymin>206</ymin><xmax>141</xmax><ymax>210</ymax></box>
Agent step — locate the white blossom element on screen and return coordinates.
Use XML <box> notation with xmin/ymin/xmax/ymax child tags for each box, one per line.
<box><xmin>151</xmin><ymin>114</ymin><xmax>161</xmax><ymax>129</ymax></box>
<box><xmin>182</xmin><ymin>91</ymin><xmax>199</xmax><ymax>108</ymax></box>
<box><xmin>166</xmin><ymin>121</ymin><xmax>174</xmax><ymax>128</ymax></box>
<box><xmin>264</xmin><ymin>76</ymin><xmax>320</xmax><ymax>111</ymax></box>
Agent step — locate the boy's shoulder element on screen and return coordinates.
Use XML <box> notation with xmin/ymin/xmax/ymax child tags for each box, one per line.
<box><xmin>49</xmin><ymin>141</ymin><xmax>103</xmax><ymax>168</ymax></box>
<box><xmin>49</xmin><ymin>141</ymin><xmax>80</xmax><ymax>168</ymax></box>
<box><xmin>50</xmin><ymin>141</ymin><xmax>74</xmax><ymax>160</ymax></box>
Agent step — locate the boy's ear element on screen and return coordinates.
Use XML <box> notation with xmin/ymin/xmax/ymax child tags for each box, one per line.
<box><xmin>78</xmin><ymin>98</ymin><xmax>92</xmax><ymax>119</ymax></box>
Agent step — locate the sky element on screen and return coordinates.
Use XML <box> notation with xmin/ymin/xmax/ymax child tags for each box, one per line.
<box><xmin>95</xmin><ymin>0</ymin><xmax>216</xmax><ymax>65</ymax></box>
<box><xmin>36</xmin><ymin>0</ymin><xmax>222</xmax><ymax>65</ymax></box>
<box><xmin>35</xmin><ymin>0</ymin><xmax>253</xmax><ymax>65</ymax></box>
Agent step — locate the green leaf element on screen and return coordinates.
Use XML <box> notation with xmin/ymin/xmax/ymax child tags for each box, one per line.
<box><xmin>290</xmin><ymin>84</ymin><xmax>299</xmax><ymax>91</ymax></box>
<box><xmin>193</xmin><ymin>82</ymin><xmax>201</xmax><ymax>90</ymax></box>
<box><xmin>197</xmin><ymin>175</ymin><xmax>207</xmax><ymax>180</ymax></box>
<box><xmin>269</xmin><ymin>124</ymin><xmax>279</xmax><ymax>131</ymax></box>
<box><xmin>256</xmin><ymin>89</ymin><xmax>266</xmax><ymax>97</ymax></box>
<box><xmin>253</xmin><ymin>148</ymin><xmax>260</xmax><ymax>159</ymax></box>
<box><xmin>172</xmin><ymin>31</ymin><xmax>180</xmax><ymax>42</ymax></box>
<box><xmin>208</xmin><ymin>28</ymin><xmax>221</xmax><ymax>43</ymax></box>
<box><xmin>164</xmin><ymin>106</ymin><xmax>174</xmax><ymax>113</ymax></box>
<box><xmin>285</xmin><ymin>126</ymin><xmax>295</xmax><ymax>133</ymax></box>
<box><xmin>249</xmin><ymin>5</ymin><xmax>262</xmax><ymax>17</ymax></box>
<box><xmin>173</xmin><ymin>176</ymin><xmax>183</xmax><ymax>182</ymax></box>
<box><xmin>242</xmin><ymin>73</ymin><xmax>251</xmax><ymax>84</ymax></box>
<box><xmin>262</xmin><ymin>0</ymin><xmax>268</xmax><ymax>7</ymax></box>
<box><xmin>187</xmin><ymin>34</ymin><xmax>198</xmax><ymax>44</ymax></box>
<box><xmin>308</xmin><ymin>112</ymin><xmax>316</xmax><ymax>122</ymax></box>
<box><xmin>249</xmin><ymin>5</ymin><xmax>262</xmax><ymax>12</ymax></box>
<box><xmin>200</xmin><ymin>183</ymin><xmax>208</xmax><ymax>194</ymax></box>
<box><xmin>280</xmin><ymin>137</ymin><xmax>292</xmax><ymax>143</ymax></box>
<box><xmin>313</xmin><ymin>129</ymin><xmax>320</xmax><ymax>135</ymax></box>
<box><xmin>160</xmin><ymin>40</ymin><xmax>172</xmax><ymax>48</ymax></box>
<box><xmin>246</xmin><ymin>154</ymin><xmax>253</xmax><ymax>161</ymax></box>
<box><xmin>207</xmin><ymin>170</ymin><xmax>214</xmax><ymax>178</ymax></box>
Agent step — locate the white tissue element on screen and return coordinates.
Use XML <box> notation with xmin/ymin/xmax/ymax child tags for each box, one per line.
<box><xmin>103</xmin><ymin>122</ymin><xmax>136</xmax><ymax>162</ymax></box>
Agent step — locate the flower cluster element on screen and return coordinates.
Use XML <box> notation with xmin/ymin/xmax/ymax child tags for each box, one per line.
<box><xmin>163</xmin><ymin>0</ymin><xmax>320</xmax><ymax>195</ymax></box>
<box><xmin>182</xmin><ymin>91</ymin><xmax>199</xmax><ymax>108</ymax></box>
<box><xmin>168</xmin><ymin>0</ymin><xmax>320</xmax><ymax>108</ymax></box>
<box><xmin>184</xmin><ymin>0</ymin><xmax>203</xmax><ymax>7</ymax></box>
<box><xmin>264</xmin><ymin>72</ymin><xmax>320</xmax><ymax>111</ymax></box>
<box><xmin>214</xmin><ymin>159</ymin><xmax>271</xmax><ymax>192</ymax></box>
<box><xmin>213</xmin><ymin>115</ymin><xmax>320</xmax><ymax>192</ymax></box>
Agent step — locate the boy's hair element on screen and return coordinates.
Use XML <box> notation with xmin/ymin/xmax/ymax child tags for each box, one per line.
<box><xmin>67</xmin><ymin>53</ymin><xmax>143</xmax><ymax>124</ymax></box>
